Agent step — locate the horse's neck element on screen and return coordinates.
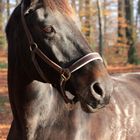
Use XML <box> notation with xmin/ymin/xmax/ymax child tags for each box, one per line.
<box><xmin>25</xmin><ymin>82</ymin><xmax>76</xmax><ymax>139</ymax></box>
<box><xmin>26</xmin><ymin>82</ymin><xmax>95</xmax><ymax>140</ymax></box>
<box><xmin>39</xmin><ymin>84</ymin><xmax>93</xmax><ymax>140</ymax></box>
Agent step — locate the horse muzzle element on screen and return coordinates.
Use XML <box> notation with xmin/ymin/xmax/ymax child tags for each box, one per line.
<box><xmin>80</xmin><ymin>81</ymin><xmax>111</xmax><ymax>113</ymax></box>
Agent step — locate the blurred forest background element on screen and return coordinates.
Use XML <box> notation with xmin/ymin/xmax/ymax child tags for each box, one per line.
<box><xmin>0</xmin><ymin>0</ymin><xmax>140</xmax><ymax>66</ymax></box>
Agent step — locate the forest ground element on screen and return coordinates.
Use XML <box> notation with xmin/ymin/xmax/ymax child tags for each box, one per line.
<box><xmin>0</xmin><ymin>50</ymin><xmax>140</xmax><ymax>140</ymax></box>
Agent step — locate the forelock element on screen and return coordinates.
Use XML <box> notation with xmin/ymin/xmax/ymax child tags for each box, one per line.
<box><xmin>43</xmin><ymin>0</ymin><xmax>74</xmax><ymax>16</ymax></box>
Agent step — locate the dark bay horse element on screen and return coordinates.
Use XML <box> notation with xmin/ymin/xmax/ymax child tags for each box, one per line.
<box><xmin>6</xmin><ymin>0</ymin><xmax>140</xmax><ymax>140</ymax></box>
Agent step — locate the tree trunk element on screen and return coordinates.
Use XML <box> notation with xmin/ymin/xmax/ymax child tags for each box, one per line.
<box><xmin>125</xmin><ymin>0</ymin><xmax>137</xmax><ymax>64</ymax></box>
<box><xmin>71</xmin><ymin>0</ymin><xmax>76</xmax><ymax>11</ymax></box>
<box><xmin>97</xmin><ymin>0</ymin><xmax>104</xmax><ymax>57</ymax></box>
<box><xmin>0</xmin><ymin>0</ymin><xmax>3</xmax><ymax>34</ymax></box>
<box><xmin>16</xmin><ymin>0</ymin><xmax>20</xmax><ymax>5</ymax></box>
<box><xmin>136</xmin><ymin>0</ymin><xmax>140</xmax><ymax>39</ymax></box>
<box><xmin>84</xmin><ymin>0</ymin><xmax>91</xmax><ymax>38</ymax></box>
<box><xmin>0</xmin><ymin>0</ymin><xmax>5</xmax><ymax>49</ymax></box>
<box><xmin>103</xmin><ymin>0</ymin><xmax>107</xmax><ymax>47</ymax></box>
<box><xmin>7</xmin><ymin>0</ymin><xmax>10</xmax><ymax>19</ymax></box>
<box><xmin>117</xmin><ymin>0</ymin><xmax>126</xmax><ymax>49</ymax></box>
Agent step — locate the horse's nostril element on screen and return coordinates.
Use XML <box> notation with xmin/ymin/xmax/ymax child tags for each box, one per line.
<box><xmin>93</xmin><ymin>83</ymin><xmax>103</xmax><ymax>97</ymax></box>
<box><xmin>90</xmin><ymin>82</ymin><xmax>104</xmax><ymax>100</ymax></box>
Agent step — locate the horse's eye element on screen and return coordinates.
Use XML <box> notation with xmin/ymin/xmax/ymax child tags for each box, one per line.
<box><xmin>43</xmin><ymin>26</ymin><xmax>54</xmax><ymax>34</ymax></box>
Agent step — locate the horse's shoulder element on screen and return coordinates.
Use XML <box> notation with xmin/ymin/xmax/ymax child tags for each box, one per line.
<box><xmin>111</xmin><ymin>72</ymin><xmax>140</xmax><ymax>82</ymax></box>
<box><xmin>110</xmin><ymin>72</ymin><xmax>140</xmax><ymax>92</ymax></box>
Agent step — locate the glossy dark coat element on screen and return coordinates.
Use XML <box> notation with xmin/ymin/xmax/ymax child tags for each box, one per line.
<box><xmin>6</xmin><ymin>0</ymin><xmax>140</xmax><ymax>140</ymax></box>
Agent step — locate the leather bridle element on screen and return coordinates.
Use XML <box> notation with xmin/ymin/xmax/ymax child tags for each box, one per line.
<box><xmin>21</xmin><ymin>3</ymin><xmax>103</xmax><ymax>105</ymax></box>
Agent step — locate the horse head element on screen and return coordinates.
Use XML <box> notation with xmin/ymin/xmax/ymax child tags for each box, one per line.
<box><xmin>7</xmin><ymin>0</ymin><xmax>113</xmax><ymax>113</ymax></box>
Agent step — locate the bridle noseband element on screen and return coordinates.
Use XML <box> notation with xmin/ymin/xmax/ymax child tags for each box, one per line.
<box><xmin>21</xmin><ymin>3</ymin><xmax>103</xmax><ymax>105</ymax></box>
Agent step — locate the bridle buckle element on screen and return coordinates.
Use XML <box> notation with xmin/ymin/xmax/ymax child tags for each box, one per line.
<box><xmin>61</xmin><ymin>69</ymin><xmax>71</xmax><ymax>81</ymax></box>
<box><xmin>30</xmin><ymin>43</ymin><xmax>38</xmax><ymax>52</ymax></box>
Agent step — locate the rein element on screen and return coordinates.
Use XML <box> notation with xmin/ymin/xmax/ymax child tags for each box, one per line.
<box><xmin>20</xmin><ymin>3</ymin><xmax>103</xmax><ymax>105</ymax></box>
